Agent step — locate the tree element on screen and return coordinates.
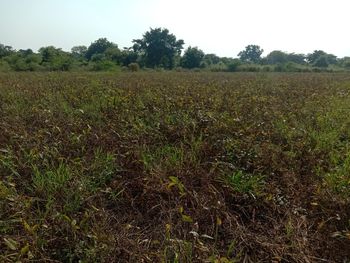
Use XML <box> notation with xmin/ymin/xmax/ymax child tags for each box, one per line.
<box><xmin>104</xmin><ymin>46</ymin><xmax>121</xmax><ymax>63</ymax></box>
<box><xmin>180</xmin><ymin>46</ymin><xmax>204</xmax><ymax>69</ymax></box>
<box><xmin>307</xmin><ymin>50</ymin><xmax>337</xmax><ymax>66</ymax></box>
<box><xmin>0</xmin><ymin>44</ymin><xmax>14</xmax><ymax>58</ymax></box>
<box><xmin>133</xmin><ymin>28</ymin><xmax>184</xmax><ymax>69</ymax></box>
<box><xmin>203</xmin><ymin>54</ymin><xmax>220</xmax><ymax>65</ymax></box>
<box><xmin>266</xmin><ymin>50</ymin><xmax>287</xmax><ymax>64</ymax></box>
<box><xmin>39</xmin><ymin>46</ymin><xmax>73</xmax><ymax>71</ymax></box>
<box><xmin>3</xmin><ymin>49</ymin><xmax>42</xmax><ymax>71</ymax></box>
<box><xmin>325</xmin><ymin>54</ymin><xmax>337</xmax><ymax>65</ymax></box>
<box><xmin>238</xmin><ymin>45</ymin><xmax>264</xmax><ymax>63</ymax></box>
<box><xmin>287</xmin><ymin>53</ymin><xmax>306</xmax><ymax>64</ymax></box>
<box><xmin>18</xmin><ymin>49</ymin><xmax>33</xmax><ymax>57</ymax></box>
<box><xmin>307</xmin><ymin>50</ymin><xmax>327</xmax><ymax>64</ymax></box>
<box><xmin>313</xmin><ymin>55</ymin><xmax>329</xmax><ymax>67</ymax></box>
<box><xmin>85</xmin><ymin>38</ymin><xmax>117</xmax><ymax>60</ymax></box>
<box><xmin>39</xmin><ymin>46</ymin><xmax>61</xmax><ymax>63</ymax></box>
<box><xmin>339</xmin><ymin>57</ymin><xmax>350</xmax><ymax>68</ymax></box>
<box><xmin>120</xmin><ymin>48</ymin><xmax>138</xmax><ymax>66</ymax></box>
<box><xmin>71</xmin><ymin>46</ymin><xmax>87</xmax><ymax>59</ymax></box>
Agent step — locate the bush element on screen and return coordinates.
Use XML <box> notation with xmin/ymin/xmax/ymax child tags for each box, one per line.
<box><xmin>155</xmin><ymin>67</ymin><xmax>165</xmax><ymax>72</ymax></box>
<box><xmin>90</xmin><ymin>60</ymin><xmax>118</xmax><ymax>71</ymax></box>
<box><xmin>128</xmin><ymin>63</ymin><xmax>140</xmax><ymax>72</ymax></box>
<box><xmin>301</xmin><ymin>67</ymin><xmax>312</xmax><ymax>73</ymax></box>
<box><xmin>312</xmin><ymin>67</ymin><xmax>322</xmax><ymax>73</ymax></box>
<box><xmin>285</xmin><ymin>62</ymin><xmax>300</xmax><ymax>72</ymax></box>
<box><xmin>208</xmin><ymin>62</ymin><xmax>227</xmax><ymax>72</ymax></box>
<box><xmin>174</xmin><ymin>67</ymin><xmax>188</xmax><ymax>72</ymax></box>
<box><xmin>0</xmin><ymin>60</ymin><xmax>11</xmax><ymax>72</ymax></box>
<box><xmin>274</xmin><ymin>63</ymin><xmax>286</xmax><ymax>72</ymax></box>
<box><xmin>262</xmin><ymin>66</ymin><xmax>273</xmax><ymax>72</ymax></box>
<box><xmin>238</xmin><ymin>64</ymin><xmax>261</xmax><ymax>72</ymax></box>
<box><xmin>227</xmin><ymin>60</ymin><xmax>241</xmax><ymax>72</ymax></box>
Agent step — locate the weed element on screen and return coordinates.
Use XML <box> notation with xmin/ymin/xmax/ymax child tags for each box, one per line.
<box><xmin>32</xmin><ymin>163</ymin><xmax>71</xmax><ymax>200</ymax></box>
<box><xmin>221</xmin><ymin>170</ymin><xmax>264</xmax><ymax>196</ymax></box>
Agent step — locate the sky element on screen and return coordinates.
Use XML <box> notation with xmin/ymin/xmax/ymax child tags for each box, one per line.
<box><xmin>0</xmin><ymin>0</ymin><xmax>349</xmax><ymax>58</ymax></box>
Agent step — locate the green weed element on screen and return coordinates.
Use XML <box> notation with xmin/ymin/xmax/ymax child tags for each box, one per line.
<box><xmin>221</xmin><ymin>170</ymin><xmax>264</xmax><ymax>196</ymax></box>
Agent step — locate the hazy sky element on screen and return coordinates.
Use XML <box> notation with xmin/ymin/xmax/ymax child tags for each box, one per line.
<box><xmin>1</xmin><ymin>0</ymin><xmax>349</xmax><ymax>57</ymax></box>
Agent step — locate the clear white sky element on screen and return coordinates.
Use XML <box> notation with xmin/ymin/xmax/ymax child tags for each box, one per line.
<box><xmin>0</xmin><ymin>0</ymin><xmax>349</xmax><ymax>57</ymax></box>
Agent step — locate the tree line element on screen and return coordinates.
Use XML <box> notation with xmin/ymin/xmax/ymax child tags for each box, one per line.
<box><xmin>1</xmin><ymin>27</ymin><xmax>350</xmax><ymax>72</ymax></box>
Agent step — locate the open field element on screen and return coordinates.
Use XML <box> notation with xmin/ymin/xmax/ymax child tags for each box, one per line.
<box><xmin>1</xmin><ymin>72</ymin><xmax>350</xmax><ymax>262</ymax></box>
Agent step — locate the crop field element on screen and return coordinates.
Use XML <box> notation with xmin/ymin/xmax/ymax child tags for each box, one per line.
<box><xmin>0</xmin><ymin>72</ymin><xmax>350</xmax><ymax>262</ymax></box>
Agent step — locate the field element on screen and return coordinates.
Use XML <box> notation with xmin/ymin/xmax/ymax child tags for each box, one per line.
<box><xmin>1</xmin><ymin>72</ymin><xmax>350</xmax><ymax>262</ymax></box>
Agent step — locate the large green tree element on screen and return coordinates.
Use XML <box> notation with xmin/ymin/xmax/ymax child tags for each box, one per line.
<box><xmin>313</xmin><ymin>55</ymin><xmax>329</xmax><ymax>67</ymax></box>
<box><xmin>71</xmin><ymin>46</ymin><xmax>87</xmax><ymax>59</ymax></box>
<box><xmin>287</xmin><ymin>53</ymin><xmax>306</xmax><ymax>64</ymax></box>
<box><xmin>307</xmin><ymin>50</ymin><xmax>337</xmax><ymax>65</ymax></box>
<box><xmin>339</xmin><ymin>57</ymin><xmax>350</xmax><ymax>68</ymax></box>
<box><xmin>104</xmin><ymin>46</ymin><xmax>121</xmax><ymax>62</ymax></box>
<box><xmin>120</xmin><ymin>48</ymin><xmax>138</xmax><ymax>66</ymax></box>
<box><xmin>0</xmin><ymin>44</ymin><xmax>14</xmax><ymax>58</ymax></box>
<box><xmin>203</xmin><ymin>54</ymin><xmax>220</xmax><ymax>65</ymax></box>
<box><xmin>266</xmin><ymin>50</ymin><xmax>288</xmax><ymax>64</ymax></box>
<box><xmin>238</xmin><ymin>45</ymin><xmax>264</xmax><ymax>63</ymax></box>
<box><xmin>307</xmin><ymin>50</ymin><xmax>326</xmax><ymax>64</ymax></box>
<box><xmin>39</xmin><ymin>46</ymin><xmax>73</xmax><ymax>71</ymax></box>
<box><xmin>132</xmin><ymin>28</ymin><xmax>184</xmax><ymax>69</ymax></box>
<box><xmin>85</xmin><ymin>38</ymin><xmax>117</xmax><ymax>60</ymax></box>
<box><xmin>181</xmin><ymin>46</ymin><xmax>204</xmax><ymax>69</ymax></box>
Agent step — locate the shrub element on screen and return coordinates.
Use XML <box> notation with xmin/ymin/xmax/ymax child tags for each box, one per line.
<box><xmin>274</xmin><ymin>63</ymin><xmax>286</xmax><ymax>72</ymax></box>
<box><xmin>227</xmin><ymin>60</ymin><xmax>241</xmax><ymax>72</ymax></box>
<box><xmin>0</xmin><ymin>60</ymin><xmax>11</xmax><ymax>72</ymax></box>
<box><xmin>128</xmin><ymin>62</ymin><xmax>140</xmax><ymax>72</ymax></box>
<box><xmin>262</xmin><ymin>65</ymin><xmax>273</xmax><ymax>72</ymax></box>
<box><xmin>90</xmin><ymin>60</ymin><xmax>118</xmax><ymax>71</ymax></box>
<box><xmin>208</xmin><ymin>62</ymin><xmax>227</xmax><ymax>72</ymax></box>
<box><xmin>174</xmin><ymin>67</ymin><xmax>187</xmax><ymax>72</ymax></box>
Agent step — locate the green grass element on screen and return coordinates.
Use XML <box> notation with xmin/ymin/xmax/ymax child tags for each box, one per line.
<box><xmin>0</xmin><ymin>72</ymin><xmax>350</xmax><ymax>262</ymax></box>
<box><xmin>220</xmin><ymin>170</ymin><xmax>264</xmax><ymax>197</ymax></box>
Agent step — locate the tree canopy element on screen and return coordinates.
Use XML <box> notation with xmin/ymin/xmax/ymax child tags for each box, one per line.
<box><xmin>71</xmin><ymin>46</ymin><xmax>87</xmax><ymax>59</ymax></box>
<box><xmin>238</xmin><ymin>45</ymin><xmax>264</xmax><ymax>63</ymax></box>
<box><xmin>266</xmin><ymin>50</ymin><xmax>288</xmax><ymax>64</ymax></box>
<box><xmin>0</xmin><ymin>44</ymin><xmax>14</xmax><ymax>58</ymax></box>
<box><xmin>85</xmin><ymin>38</ymin><xmax>117</xmax><ymax>60</ymax></box>
<box><xmin>180</xmin><ymin>46</ymin><xmax>204</xmax><ymax>69</ymax></box>
<box><xmin>307</xmin><ymin>50</ymin><xmax>337</xmax><ymax>66</ymax></box>
<box><xmin>0</xmin><ymin>28</ymin><xmax>349</xmax><ymax>72</ymax></box>
<box><xmin>132</xmin><ymin>28</ymin><xmax>184</xmax><ymax>69</ymax></box>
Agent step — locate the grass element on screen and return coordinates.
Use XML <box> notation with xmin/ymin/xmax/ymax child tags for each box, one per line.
<box><xmin>0</xmin><ymin>72</ymin><xmax>350</xmax><ymax>262</ymax></box>
<box><xmin>220</xmin><ymin>170</ymin><xmax>264</xmax><ymax>197</ymax></box>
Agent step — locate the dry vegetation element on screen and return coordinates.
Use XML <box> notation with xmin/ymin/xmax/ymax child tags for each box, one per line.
<box><xmin>0</xmin><ymin>72</ymin><xmax>350</xmax><ymax>262</ymax></box>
